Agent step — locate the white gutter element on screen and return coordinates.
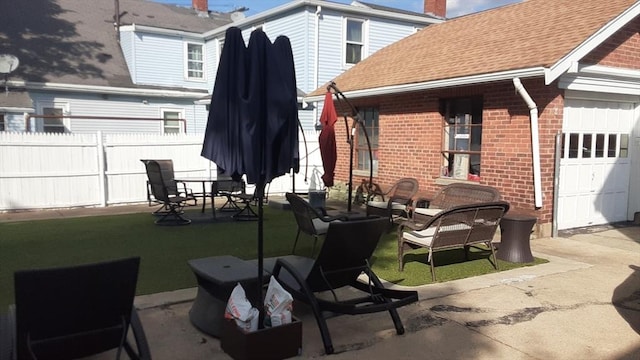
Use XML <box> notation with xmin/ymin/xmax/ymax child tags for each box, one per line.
<box><xmin>7</xmin><ymin>81</ymin><xmax>208</xmax><ymax>98</ymax></box>
<box><xmin>0</xmin><ymin>107</ymin><xmax>34</xmax><ymax>112</ymax></box>
<box><xmin>121</xmin><ymin>24</ymin><xmax>203</xmax><ymax>39</ymax></box>
<box><xmin>513</xmin><ymin>78</ymin><xmax>543</xmax><ymax>209</ymax></box>
<box><xmin>304</xmin><ymin>67</ymin><xmax>547</xmax><ymax>102</ymax></box>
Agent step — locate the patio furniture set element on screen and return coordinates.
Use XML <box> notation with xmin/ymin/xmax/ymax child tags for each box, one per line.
<box><xmin>141</xmin><ymin>159</ymin><xmax>260</xmax><ymax>225</ymax></box>
<box><xmin>0</xmin><ymin>177</ymin><xmax>537</xmax><ymax>360</ymax></box>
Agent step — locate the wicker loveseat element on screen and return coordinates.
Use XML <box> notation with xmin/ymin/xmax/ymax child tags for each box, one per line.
<box><xmin>411</xmin><ymin>183</ymin><xmax>501</xmax><ymax>223</ymax></box>
<box><xmin>398</xmin><ymin>201</ymin><xmax>510</xmax><ymax>281</ymax></box>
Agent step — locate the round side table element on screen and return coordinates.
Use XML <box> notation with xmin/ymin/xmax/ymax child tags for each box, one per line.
<box><xmin>497</xmin><ymin>213</ymin><xmax>537</xmax><ymax>263</ymax></box>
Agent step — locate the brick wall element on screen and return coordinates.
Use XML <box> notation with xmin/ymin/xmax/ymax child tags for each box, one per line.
<box><xmin>329</xmin><ymin>16</ymin><xmax>640</xmax><ymax>235</ymax></box>
<box><xmin>332</xmin><ymin>79</ymin><xmax>562</xmax><ymax>231</ymax></box>
<box><xmin>583</xmin><ymin>17</ymin><xmax>640</xmax><ymax>68</ymax></box>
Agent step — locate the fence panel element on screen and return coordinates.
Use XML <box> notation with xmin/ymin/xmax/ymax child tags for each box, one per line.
<box><xmin>0</xmin><ymin>132</ymin><xmax>101</xmax><ymax>210</ymax></box>
<box><xmin>103</xmin><ymin>133</ymin><xmax>211</xmax><ymax>204</ymax></box>
<box><xmin>0</xmin><ymin>130</ymin><xmax>325</xmax><ymax>211</ymax></box>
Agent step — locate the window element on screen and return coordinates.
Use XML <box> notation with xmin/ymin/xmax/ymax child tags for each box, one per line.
<box><xmin>42</xmin><ymin>107</ymin><xmax>66</xmax><ymax>133</ymax></box>
<box><xmin>345</xmin><ymin>18</ymin><xmax>365</xmax><ymax>65</ymax></box>
<box><xmin>162</xmin><ymin>110</ymin><xmax>183</xmax><ymax>134</ymax></box>
<box><xmin>356</xmin><ymin>108</ymin><xmax>378</xmax><ymax>172</ymax></box>
<box><xmin>0</xmin><ymin>114</ymin><xmax>5</xmax><ymax>131</ymax></box>
<box><xmin>186</xmin><ymin>43</ymin><xmax>204</xmax><ymax>80</ymax></box>
<box><xmin>441</xmin><ymin>97</ymin><xmax>483</xmax><ymax>179</ymax></box>
<box><xmin>561</xmin><ymin>132</ymin><xmax>628</xmax><ymax>159</ymax></box>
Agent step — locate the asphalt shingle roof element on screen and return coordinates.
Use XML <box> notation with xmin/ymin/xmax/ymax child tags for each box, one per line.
<box><xmin>316</xmin><ymin>0</ymin><xmax>638</xmax><ymax>96</ymax></box>
<box><xmin>0</xmin><ymin>0</ymin><xmax>232</xmax><ymax>87</ymax></box>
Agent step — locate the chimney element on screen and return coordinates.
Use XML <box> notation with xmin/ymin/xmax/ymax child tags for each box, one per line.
<box><xmin>192</xmin><ymin>0</ymin><xmax>208</xmax><ymax>13</ymax></box>
<box><xmin>424</xmin><ymin>0</ymin><xmax>446</xmax><ymax>18</ymax></box>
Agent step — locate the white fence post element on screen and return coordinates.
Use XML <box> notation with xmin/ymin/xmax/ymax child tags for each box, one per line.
<box><xmin>97</xmin><ymin>131</ymin><xmax>107</xmax><ymax>207</ymax></box>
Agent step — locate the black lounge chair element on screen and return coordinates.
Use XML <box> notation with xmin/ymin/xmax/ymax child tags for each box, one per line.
<box><xmin>262</xmin><ymin>217</ymin><xmax>418</xmax><ymax>355</ymax></box>
<box><xmin>142</xmin><ymin>159</ymin><xmax>191</xmax><ymax>225</ymax></box>
<box><xmin>3</xmin><ymin>257</ymin><xmax>151</xmax><ymax>360</ymax></box>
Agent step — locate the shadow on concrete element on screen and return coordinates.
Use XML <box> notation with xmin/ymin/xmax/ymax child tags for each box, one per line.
<box><xmin>612</xmin><ymin>264</ymin><xmax>640</xmax><ymax>335</ymax></box>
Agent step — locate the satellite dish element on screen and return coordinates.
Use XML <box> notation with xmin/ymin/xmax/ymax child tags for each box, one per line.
<box><xmin>0</xmin><ymin>54</ymin><xmax>19</xmax><ymax>74</ymax></box>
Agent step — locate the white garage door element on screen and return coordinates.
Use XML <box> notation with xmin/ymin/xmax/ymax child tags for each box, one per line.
<box><xmin>558</xmin><ymin>99</ymin><xmax>633</xmax><ymax>230</ymax></box>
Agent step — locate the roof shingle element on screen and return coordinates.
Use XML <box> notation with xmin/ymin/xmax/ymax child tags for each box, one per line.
<box><xmin>0</xmin><ymin>0</ymin><xmax>231</xmax><ymax>87</ymax></box>
<box><xmin>318</xmin><ymin>0</ymin><xmax>637</xmax><ymax>95</ymax></box>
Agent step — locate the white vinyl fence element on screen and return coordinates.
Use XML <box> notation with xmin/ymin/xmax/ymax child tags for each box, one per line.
<box><xmin>0</xmin><ymin>131</ymin><xmax>323</xmax><ymax>211</ymax></box>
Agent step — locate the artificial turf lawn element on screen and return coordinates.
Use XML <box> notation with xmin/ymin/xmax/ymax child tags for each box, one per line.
<box><xmin>0</xmin><ymin>207</ymin><xmax>547</xmax><ymax>309</ymax></box>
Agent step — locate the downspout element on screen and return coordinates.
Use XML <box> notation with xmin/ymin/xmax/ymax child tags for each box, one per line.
<box><xmin>313</xmin><ymin>5</ymin><xmax>322</xmax><ymax>128</ymax></box>
<box><xmin>313</xmin><ymin>6</ymin><xmax>321</xmax><ymax>91</ymax></box>
<box><xmin>513</xmin><ymin>78</ymin><xmax>543</xmax><ymax>208</ymax></box>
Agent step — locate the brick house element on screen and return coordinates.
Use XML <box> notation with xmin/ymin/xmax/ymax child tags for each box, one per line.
<box><xmin>306</xmin><ymin>0</ymin><xmax>640</xmax><ymax>237</ymax></box>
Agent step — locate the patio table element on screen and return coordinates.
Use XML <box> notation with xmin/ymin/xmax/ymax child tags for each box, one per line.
<box><xmin>175</xmin><ymin>178</ymin><xmax>237</xmax><ymax>218</ymax></box>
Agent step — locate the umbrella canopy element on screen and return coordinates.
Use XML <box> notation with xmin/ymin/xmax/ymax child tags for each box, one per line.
<box><xmin>201</xmin><ymin>27</ymin><xmax>299</xmax><ymax>325</ymax></box>
<box><xmin>201</xmin><ymin>27</ymin><xmax>299</xmax><ymax>183</ymax></box>
<box><xmin>201</xmin><ymin>27</ymin><xmax>247</xmax><ymax>180</ymax></box>
<box><xmin>318</xmin><ymin>92</ymin><xmax>338</xmax><ymax>187</ymax></box>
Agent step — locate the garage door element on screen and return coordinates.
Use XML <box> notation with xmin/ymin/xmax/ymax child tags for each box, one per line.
<box><xmin>558</xmin><ymin>99</ymin><xmax>633</xmax><ymax>230</ymax></box>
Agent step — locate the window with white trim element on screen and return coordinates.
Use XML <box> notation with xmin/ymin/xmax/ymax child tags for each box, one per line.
<box><xmin>356</xmin><ymin>108</ymin><xmax>379</xmax><ymax>172</ymax></box>
<box><xmin>344</xmin><ymin>18</ymin><xmax>365</xmax><ymax>65</ymax></box>
<box><xmin>162</xmin><ymin>110</ymin><xmax>183</xmax><ymax>134</ymax></box>
<box><xmin>186</xmin><ymin>43</ymin><xmax>204</xmax><ymax>80</ymax></box>
<box><xmin>561</xmin><ymin>132</ymin><xmax>629</xmax><ymax>159</ymax></box>
<box><xmin>441</xmin><ymin>97</ymin><xmax>483</xmax><ymax>180</ymax></box>
<box><xmin>42</xmin><ymin>107</ymin><xmax>66</xmax><ymax>133</ymax></box>
<box><xmin>0</xmin><ymin>114</ymin><xmax>5</xmax><ymax>131</ymax></box>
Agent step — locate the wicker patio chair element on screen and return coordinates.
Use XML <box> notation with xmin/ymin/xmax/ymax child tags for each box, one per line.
<box><xmin>366</xmin><ymin>177</ymin><xmax>419</xmax><ymax>227</ymax></box>
<box><xmin>411</xmin><ymin>183</ymin><xmax>501</xmax><ymax>224</ymax></box>
<box><xmin>285</xmin><ymin>192</ymin><xmax>345</xmax><ymax>256</ymax></box>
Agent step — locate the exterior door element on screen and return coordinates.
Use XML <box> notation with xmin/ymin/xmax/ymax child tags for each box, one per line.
<box><xmin>558</xmin><ymin>99</ymin><xmax>633</xmax><ymax>229</ymax></box>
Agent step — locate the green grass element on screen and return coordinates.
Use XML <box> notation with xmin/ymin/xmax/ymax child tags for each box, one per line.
<box><xmin>0</xmin><ymin>207</ymin><xmax>547</xmax><ymax>308</ymax></box>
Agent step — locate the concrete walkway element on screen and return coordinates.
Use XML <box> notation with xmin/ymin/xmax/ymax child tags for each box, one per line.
<box><xmin>2</xmin><ymin>203</ymin><xmax>639</xmax><ymax>359</ymax></box>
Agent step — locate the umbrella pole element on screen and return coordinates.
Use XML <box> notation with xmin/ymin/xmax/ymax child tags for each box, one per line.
<box><xmin>256</xmin><ymin>179</ymin><xmax>265</xmax><ymax>329</ymax></box>
<box><xmin>329</xmin><ymin>82</ymin><xmax>374</xmax><ymax>212</ymax></box>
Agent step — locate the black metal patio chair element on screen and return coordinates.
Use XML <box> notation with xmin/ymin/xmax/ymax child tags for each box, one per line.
<box><xmin>142</xmin><ymin>160</ymin><xmax>191</xmax><ymax>225</ymax></box>
<box><xmin>261</xmin><ymin>217</ymin><xmax>419</xmax><ymax>355</ymax></box>
<box><xmin>2</xmin><ymin>257</ymin><xmax>151</xmax><ymax>360</ymax></box>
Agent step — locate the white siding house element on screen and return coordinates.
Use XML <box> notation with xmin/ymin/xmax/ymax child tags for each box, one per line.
<box><xmin>1</xmin><ymin>0</ymin><xmax>441</xmax><ymax>135</ymax></box>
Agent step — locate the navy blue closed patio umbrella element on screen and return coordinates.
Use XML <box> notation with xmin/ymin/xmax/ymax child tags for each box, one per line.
<box><xmin>201</xmin><ymin>27</ymin><xmax>247</xmax><ymax>180</ymax></box>
<box><xmin>201</xmin><ymin>27</ymin><xmax>299</xmax><ymax>324</ymax></box>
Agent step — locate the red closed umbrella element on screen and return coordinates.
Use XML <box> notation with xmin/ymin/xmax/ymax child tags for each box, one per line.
<box><xmin>319</xmin><ymin>91</ymin><xmax>338</xmax><ymax>187</ymax></box>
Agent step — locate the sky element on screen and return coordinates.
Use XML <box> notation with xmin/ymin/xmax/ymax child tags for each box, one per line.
<box><xmin>152</xmin><ymin>0</ymin><xmax>522</xmax><ymax>18</ymax></box>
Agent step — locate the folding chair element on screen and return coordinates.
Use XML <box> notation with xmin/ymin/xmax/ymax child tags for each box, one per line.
<box><xmin>262</xmin><ymin>217</ymin><xmax>418</xmax><ymax>355</ymax></box>
<box><xmin>3</xmin><ymin>257</ymin><xmax>151</xmax><ymax>360</ymax></box>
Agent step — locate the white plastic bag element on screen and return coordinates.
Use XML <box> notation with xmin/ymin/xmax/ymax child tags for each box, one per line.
<box><xmin>224</xmin><ymin>283</ymin><xmax>259</xmax><ymax>332</ymax></box>
<box><xmin>263</xmin><ymin>276</ymin><xmax>293</xmax><ymax>327</ymax></box>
